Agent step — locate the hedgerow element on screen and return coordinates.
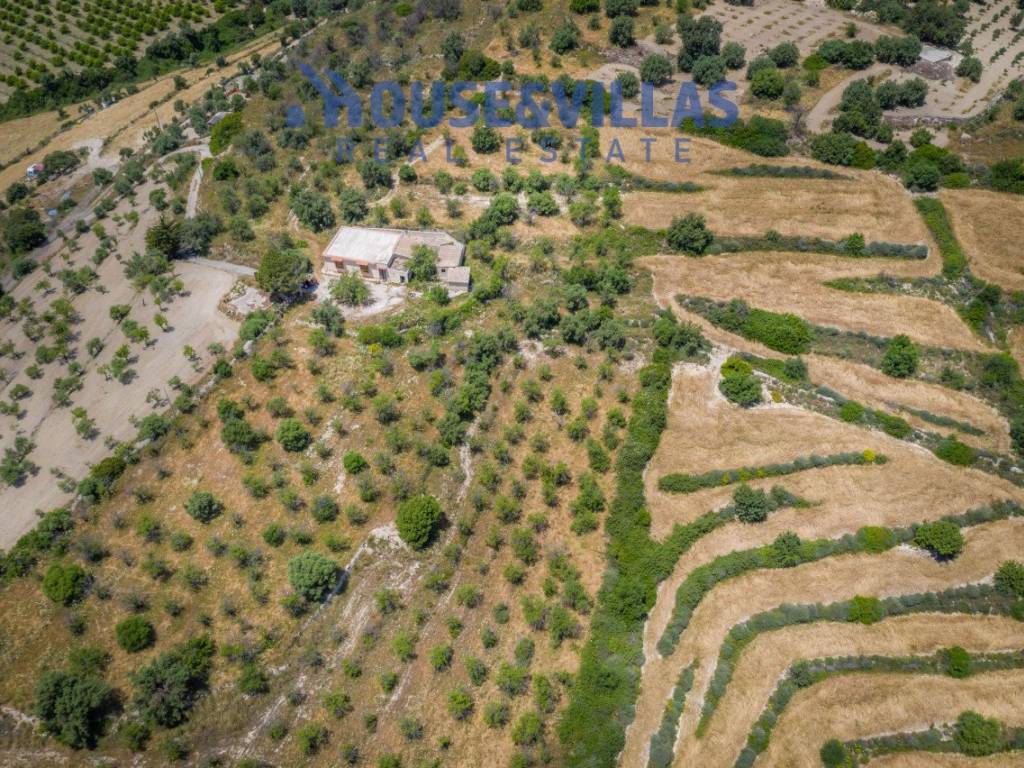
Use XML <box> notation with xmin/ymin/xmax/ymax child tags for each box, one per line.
<box><xmin>735</xmin><ymin>650</ymin><xmax>1024</xmax><ymax>768</ymax></box>
<box><xmin>706</xmin><ymin>232</ymin><xmax>927</xmax><ymax>260</ymax></box>
<box><xmin>680</xmin><ymin>115</ymin><xmax>789</xmax><ymax>157</ymax></box>
<box><xmin>716</xmin><ymin>165</ymin><xmax>849</xmax><ymax>180</ymax></box>
<box><xmin>678</xmin><ymin>296</ymin><xmax>814</xmax><ymax>354</ymax></box>
<box><xmin>698</xmin><ymin>572</ymin><xmax>1024</xmax><ymax>735</ymax></box>
<box><xmin>658</xmin><ymin>450</ymin><xmax>883</xmax><ymax>494</ymax></box>
<box><xmin>657</xmin><ymin>501</ymin><xmax>1021</xmax><ymax>656</ymax></box>
<box><xmin>914</xmin><ymin>198</ymin><xmax>967</xmax><ymax>279</ymax></box>
<box><xmin>835</xmin><ymin>716</ymin><xmax>1024</xmax><ymax>764</ymax></box>
<box><xmin>646</xmin><ymin>662</ymin><xmax>697</xmax><ymax>768</ymax></box>
<box><xmin>557</xmin><ymin>312</ymin><xmax>709</xmax><ymax>767</ymax></box>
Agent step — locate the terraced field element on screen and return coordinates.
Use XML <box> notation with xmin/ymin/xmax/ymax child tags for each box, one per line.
<box><xmin>601</xmin><ymin>150</ymin><xmax>1024</xmax><ymax>768</ymax></box>
<box><xmin>1</xmin><ymin>1</ymin><xmax>1023</xmax><ymax>765</ymax></box>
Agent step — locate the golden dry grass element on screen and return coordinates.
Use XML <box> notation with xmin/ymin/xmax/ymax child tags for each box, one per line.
<box><xmin>686</xmin><ymin>614</ymin><xmax>1024</xmax><ymax>768</ymax></box>
<box><xmin>871</xmin><ymin>753</ymin><xmax>1024</xmax><ymax>767</ymax></box>
<box><xmin>805</xmin><ymin>355</ymin><xmax>1011</xmax><ymax>453</ymax></box>
<box><xmin>644</xmin><ymin>252</ymin><xmax>987</xmax><ymax>352</ymax></box>
<box><xmin>644</xmin><ymin>358</ymin><xmax>1023</xmax><ymax>537</ymax></box>
<box><xmin>762</xmin><ymin>670</ymin><xmax>1024</xmax><ymax>768</ymax></box>
<box><xmin>0</xmin><ymin>109</ymin><xmax>64</xmax><ymax>166</ymax></box>
<box><xmin>620</xmin><ymin>518</ymin><xmax>1024</xmax><ymax>768</ymax></box>
<box><xmin>941</xmin><ymin>188</ymin><xmax>1024</xmax><ymax>292</ymax></box>
<box><xmin>622</xmin><ymin>173</ymin><xmax>934</xmax><ymax>245</ymax></box>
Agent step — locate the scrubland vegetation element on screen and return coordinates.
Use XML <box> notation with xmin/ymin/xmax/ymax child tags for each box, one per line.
<box><xmin>1</xmin><ymin>0</ymin><xmax>1023</xmax><ymax>766</ymax></box>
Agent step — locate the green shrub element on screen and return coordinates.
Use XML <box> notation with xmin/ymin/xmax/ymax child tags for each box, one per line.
<box><xmin>447</xmin><ymin>687</ymin><xmax>474</xmax><ymax>719</ymax></box>
<box><xmin>276</xmin><ymin>419</ymin><xmax>312</xmax><ymax>452</ymax></box>
<box><xmin>880</xmin><ymin>334</ymin><xmax>918</xmax><ymax>378</ymax></box>
<box><xmin>131</xmin><ymin>635</ymin><xmax>214</xmax><ymax>727</ymax></box>
<box><xmin>666</xmin><ymin>213</ymin><xmax>713</xmax><ymax>255</ymax></box>
<box><xmin>430</xmin><ymin>644</ymin><xmax>454</xmax><ymax>671</ymax></box>
<box><xmin>744</xmin><ymin>309</ymin><xmax>813</xmax><ymax>354</ymax></box>
<box><xmin>34</xmin><ymin>669</ymin><xmax>112</xmax><ymax>748</ymax></box>
<box><xmin>287</xmin><ymin>551</ymin><xmax>339</xmax><ymax>602</ymax></box>
<box><xmin>994</xmin><ymin>560</ymin><xmax>1024</xmax><ymax>598</ymax></box>
<box><xmin>935</xmin><ymin>435</ymin><xmax>974</xmax><ymax>466</ymax></box>
<box><xmin>719</xmin><ymin>369</ymin><xmax>762</xmax><ymax>407</ymax></box>
<box><xmin>42</xmin><ymin>562</ymin><xmax>87</xmax><ymax>605</ymax></box>
<box><xmin>185</xmin><ymin>491</ymin><xmax>223</xmax><ymax>523</ymax></box>
<box><xmin>733</xmin><ymin>484</ymin><xmax>770</xmax><ymax>523</ymax></box>
<box><xmin>511</xmin><ymin>710</ymin><xmax>544</xmax><ymax>746</ymax></box>
<box><xmin>914</xmin><ymin>520</ymin><xmax>964</xmax><ymax>559</ymax></box>
<box><xmin>819</xmin><ymin>739</ymin><xmax>848</xmax><ymax>768</ymax></box>
<box><xmin>396</xmin><ymin>495</ymin><xmax>443</xmax><ymax>550</ymax></box>
<box><xmin>311</xmin><ymin>496</ymin><xmax>340</xmax><ymax>524</ymax></box>
<box><xmin>116</xmin><ymin>616</ymin><xmax>155</xmax><ymax>652</ymax></box>
<box><xmin>342</xmin><ymin>451</ymin><xmax>368</xmax><ymax>474</ymax></box>
<box><xmin>848</xmin><ymin>595</ymin><xmax>883</xmax><ymax>624</ymax></box>
<box><xmin>874</xmin><ymin>410</ymin><xmax>912</xmax><ymax>439</ymax></box>
<box><xmin>237</xmin><ymin>663</ymin><xmax>270</xmax><ymax>695</ymax></box>
<box><xmin>857</xmin><ymin>526</ymin><xmax>895</xmax><ymax>553</ymax></box>
<box><xmin>944</xmin><ymin>646</ymin><xmax>971</xmax><ymax>678</ymax></box>
<box><xmin>954</xmin><ymin>711</ymin><xmax>1005</xmax><ymax>756</ymax></box>
<box><xmin>296</xmin><ymin>722</ymin><xmax>329</xmax><ymax>755</ymax></box>
<box><xmin>839</xmin><ymin>400</ymin><xmax>865</xmax><ymax>422</ymax></box>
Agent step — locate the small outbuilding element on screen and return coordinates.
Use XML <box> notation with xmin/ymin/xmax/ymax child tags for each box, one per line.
<box><xmin>919</xmin><ymin>45</ymin><xmax>954</xmax><ymax>64</ymax></box>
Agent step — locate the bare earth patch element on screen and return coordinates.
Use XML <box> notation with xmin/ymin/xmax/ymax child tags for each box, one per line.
<box><xmin>0</xmin><ymin>182</ymin><xmax>239</xmax><ymax>548</ymax></box>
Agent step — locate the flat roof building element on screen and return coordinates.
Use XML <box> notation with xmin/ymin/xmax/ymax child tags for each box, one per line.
<box><xmin>322</xmin><ymin>226</ymin><xmax>468</xmax><ymax>292</ymax></box>
<box><xmin>920</xmin><ymin>45</ymin><xmax>953</xmax><ymax>64</ymax></box>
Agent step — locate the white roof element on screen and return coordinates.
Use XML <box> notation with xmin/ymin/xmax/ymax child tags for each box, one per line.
<box><xmin>444</xmin><ymin>266</ymin><xmax>471</xmax><ymax>285</ymax></box>
<box><xmin>323</xmin><ymin>226</ymin><xmax>464</xmax><ymax>269</ymax></box>
<box><xmin>920</xmin><ymin>45</ymin><xmax>953</xmax><ymax>63</ymax></box>
<box><xmin>324</xmin><ymin>226</ymin><xmax>403</xmax><ymax>267</ymax></box>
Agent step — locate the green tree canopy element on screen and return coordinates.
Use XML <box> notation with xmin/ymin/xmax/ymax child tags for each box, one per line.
<box><xmin>255</xmin><ymin>248</ymin><xmax>311</xmax><ymax>301</ymax></box>
<box><xmin>34</xmin><ymin>669</ymin><xmax>112</xmax><ymax>749</ymax></box>
<box><xmin>396</xmin><ymin>494</ymin><xmax>444</xmax><ymax>550</ymax></box>
<box><xmin>288</xmin><ymin>550</ymin><xmax>339</xmax><ymax>601</ymax></box>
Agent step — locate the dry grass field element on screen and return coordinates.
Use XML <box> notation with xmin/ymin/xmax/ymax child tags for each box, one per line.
<box><xmin>622</xmin><ymin>176</ymin><xmax>935</xmax><ymax>245</ymax></box>
<box><xmin>623</xmin><ymin>519</ymin><xmax>1024</xmax><ymax>768</ymax></box>
<box><xmin>941</xmin><ymin>188</ymin><xmax>1024</xmax><ymax>292</ymax></box>
<box><xmin>686</xmin><ymin>614</ymin><xmax>1024</xmax><ymax>768</ymax></box>
<box><xmin>3</xmin><ymin>1</ymin><xmax>1024</xmax><ymax>765</ymax></box>
<box><xmin>872</xmin><ymin>753</ymin><xmax>1024</xmax><ymax>767</ymax></box>
<box><xmin>644</xmin><ymin>252</ymin><xmax>985</xmax><ymax>351</ymax></box>
<box><xmin>644</xmin><ymin>358</ymin><xmax>1023</xmax><ymax>538</ymax></box>
<box><xmin>762</xmin><ymin>670</ymin><xmax>1024</xmax><ymax>768</ymax></box>
<box><xmin>804</xmin><ymin>355</ymin><xmax>1011</xmax><ymax>453</ymax></box>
